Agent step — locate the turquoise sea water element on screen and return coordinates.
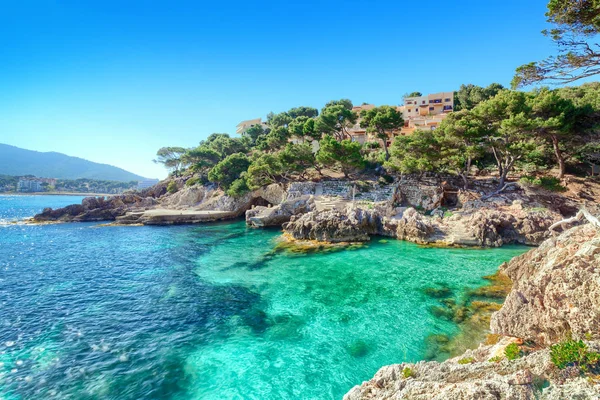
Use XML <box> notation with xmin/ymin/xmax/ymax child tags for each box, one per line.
<box><xmin>0</xmin><ymin>196</ymin><xmax>528</xmax><ymax>399</ymax></box>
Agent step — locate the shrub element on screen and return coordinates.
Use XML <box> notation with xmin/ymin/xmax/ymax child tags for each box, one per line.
<box><xmin>364</xmin><ymin>141</ymin><xmax>381</xmax><ymax>149</ymax></box>
<box><xmin>504</xmin><ymin>343</ymin><xmax>522</xmax><ymax>360</ymax></box>
<box><xmin>185</xmin><ymin>177</ymin><xmax>200</xmax><ymax>187</ymax></box>
<box><xmin>458</xmin><ymin>357</ymin><xmax>475</xmax><ymax>364</ymax></box>
<box><xmin>489</xmin><ymin>355</ymin><xmax>503</xmax><ymax>363</ymax></box>
<box><xmin>519</xmin><ymin>176</ymin><xmax>566</xmax><ymax>192</ymax></box>
<box><xmin>402</xmin><ymin>367</ymin><xmax>415</xmax><ymax>378</ymax></box>
<box><xmin>226</xmin><ymin>177</ymin><xmax>250</xmax><ymax>198</ymax></box>
<box><xmin>550</xmin><ymin>339</ymin><xmax>600</xmax><ymax>372</ymax></box>
<box><xmin>167</xmin><ymin>181</ymin><xmax>178</xmax><ymax>194</ymax></box>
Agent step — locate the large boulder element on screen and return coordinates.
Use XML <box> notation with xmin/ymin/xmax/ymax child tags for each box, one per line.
<box><xmin>246</xmin><ymin>195</ymin><xmax>315</xmax><ymax>227</ymax></box>
<box><xmin>283</xmin><ymin>206</ymin><xmax>383</xmax><ymax>242</ymax></box>
<box><xmin>491</xmin><ymin>223</ymin><xmax>600</xmax><ymax>345</ymax></box>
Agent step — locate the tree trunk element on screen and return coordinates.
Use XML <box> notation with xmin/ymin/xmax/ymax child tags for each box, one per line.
<box><xmin>491</xmin><ymin>146</ymin><xmax>503</xmax><ymax>183</ymax></box>
<box><xmin>551</xmin><ymin>135</ymin><xmax>566</xmax><ymax>179</ymax></box>
<box><xmin>382</xmin><ymin>138</ymin><xmax>390</xmax><ymax>161</ymax></box>
<box><xmin>460</xmin><ymin>173</ymin><xmax>468</xmax><ymax>190</ymax></box>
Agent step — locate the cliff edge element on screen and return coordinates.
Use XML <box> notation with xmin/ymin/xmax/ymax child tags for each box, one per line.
<box><xmin>344</xmin><ymin>222</ymin><xmax>600</xmax><ymax>399</ymax></box>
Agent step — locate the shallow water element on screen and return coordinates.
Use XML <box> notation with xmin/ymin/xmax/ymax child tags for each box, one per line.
<box><xmin>0</xmin><ymin>196</ymin><xmax>527</xmax><ymax>399</ymax></box>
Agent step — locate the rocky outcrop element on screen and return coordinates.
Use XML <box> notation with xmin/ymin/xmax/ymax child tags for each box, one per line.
<box><xmin>282</xmin><ymin>206</ymin><xmax>436</xmax><ymax>243</ymax></box>
<box><xmin>491</xmin><ymin>223</ymin><xmax>600</xmax><ymax>345</ymax></box>
<box><xmin>384</xmin><ymin>207</ymin><xmax>435</xmax><ymax>244</ymax></box>
<box><xmin>345</xmin><ymin>222</ymin><xmax>600</xmax><ymax>399</ymax></box>
<box><xmin>345</xmin><ymin>337</ymin><xmax>600</xmax><ymax>400</ymax></box>
<box><xmin>246</xmin><ymin>195</ymin><xmax>315</xmax><ymax>227</ymax></box>
<box><xmin>34</xmin><ymin>194</ymin><xmax>157</xmax><ymax>222</ymax></box>
<box><xmin>282</xmin><ymin>206</ymin><xmax>385</xmax><ymax>242</ymax></box>
<box><xmin>32</xmin><ymin>182</ymin><xmax>286</xmax><ymax>225</ymax></box>
<box><xmin>467</xmin><ymin>208</ymin><xmax>558</xmax><ymax>247</ymax></box>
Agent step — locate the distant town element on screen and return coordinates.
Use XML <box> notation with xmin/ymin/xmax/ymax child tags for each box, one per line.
<box><xmin>0</xmin><ymin>175</ymin><xmax>159</xmax><ymax>194</ymax></box>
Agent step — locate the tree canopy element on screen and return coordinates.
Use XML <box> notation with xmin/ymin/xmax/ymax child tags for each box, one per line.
<box><xmin>454</xmin><ymin>83</ymin><xmax>505</xmax><ymax>111</ymax></box>
<box><xmin>316</xmin><ymin>135</ymin><xmax>364</xmax><ymax>177</ymax></box>
<box><xmin>154</xmin><ymin>147</ymin><xmax>187</xmax><ymax>176</ymax></box>
<box><xmin>359</xmin><ymin>106</ymin><xmax>404</xmax><ymax>160</ymax></box>
<box><xmin>513</xmin><ymin>0</ymin><xmax>600</xmax><ymax>87</ymax></box>
<box><xmin>315</xmin><ymin>104</ymin><xmax>358</xmax><ymax>141</ymax></box>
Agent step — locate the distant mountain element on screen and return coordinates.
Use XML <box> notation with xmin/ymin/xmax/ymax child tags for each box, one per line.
<box><xmin>0</xmin><ymin>143</ymin><xmax>147</xmax><ymax>182</ymax></box>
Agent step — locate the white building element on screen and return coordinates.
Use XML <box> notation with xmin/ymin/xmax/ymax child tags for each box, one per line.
<box><xmin>235</xmin><ymin>118</ymin><xmax>268</xmax><ymax>135</ymax></box>
<box><xmin>17</xmin><ymin>179</ymin><xmax>43</xmax><ymax>192</ymax></box>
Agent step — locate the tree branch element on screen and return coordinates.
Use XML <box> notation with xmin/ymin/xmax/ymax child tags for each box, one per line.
<box><xmin>549</xmin><ymin>208</ymin><xmax>600</xmax><ymax>232</ymax></box>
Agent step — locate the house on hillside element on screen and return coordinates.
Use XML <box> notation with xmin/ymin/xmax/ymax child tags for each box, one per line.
<box><xmin>399</xmin><ymin>92</ymin><xmax>454</xmax><ymax>135</ymax></box>
<box><xmin>236</xmin><ymin>118</ymin><xmax>268</xmax><ymax>135</ymax></box>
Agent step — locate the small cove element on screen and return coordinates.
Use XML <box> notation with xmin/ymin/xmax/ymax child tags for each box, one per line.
<box><xmin>0</xmin><ymin>196</ymin><xmax>528</xmax><ymax>399</ymax></box>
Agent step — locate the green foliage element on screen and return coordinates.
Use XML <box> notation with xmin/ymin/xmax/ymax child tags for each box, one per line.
<box><xmin>226</xmin><ymin>176</ymin><xmax>250</xmax><ymax>197</ymax></box>
<box><xmin>287</xmin><ymin>106</ymin><xmax>318</xmax><ymax>119</ymax></box>
<box><xmin>316</xmin><ymin>104</ymin><xmax>358</xmax><ymax>140</ymax></box>
<box><xmin>316</xmin><ymin>135</ymin><xmax>365</xmax><ymax>177</ymax></box>
<box><xmin>385</xmin><ymin>130</ymin><xmax>441</xmax><ymax>174</ymax></box>
<box><xmin>504</xmin><ymin>343</ymin><xmax>522</xmax><ymax>360</ymax></box>
<box><xmin>154</xmin><ymin>146</ymin><xmax>187</xmax><ymax>176</ymax></box>
<box><xmin>473</xmin><ymin>90</ymin><xmax>538</xmax><ymax>188</ymax></box>
<box><xmin>182</xmin><ymin>146</ymin><xmax>221</xmax><ymax>172</ymax></box>
<box><xmin>454</xmin><ymin>83</ymin><xmax>504</xmax><ymax>111</ymax></box>
<box><xmin>512</xmin><ymin>0</ymin><xmax>600</xmax><ymax>87</ymax></box>
<box><xmin>185</xmin><ymin>177</ymin><xmax>200</xmax><ymax>187</ymax></box>
<box><xmin>360</xmin><ymin>105</ymin><xmax>404</xmax><ymax>160</ymax></box>
<box><xmin>519</xmin><ymin>175</ymin><xmax>566</xmax><ymax>192</ymax></box>
<box><xmin>202</xmin><ymin>133</ymin><xmax>249</xmax><ymax>159</ymax></box>
<box><xmin>167</xmin><ymin>181</ymin><xmax>178</xmax><ymax>194</ymax></box>
<box><xmin>457</xmin><ymin>357</ymin><xmax>475</xmax><ymax>365</ymax></box>
<box><xmin>363</xmin><ymin>141</ymin><xmax>380</xmax><ymax>149</ymax></box>
<box><xmin>402</xmin><ymin>367</ymin><xmax>415</xmax><ymax>378</ymax></box>
<box><xmin>267</xmin><ymin>112</ymin><xmax>293</xmax><ymax>128</ymax></box>
<box><xmin>245</xmin><ymin>153</ymin><xmax>283</xmax><ymax>189</ymax></box>
<box><xmin>244</xmin><ymin>124</ymin><xmax>269</xmax><ymax>143</ymax></box>
<box><xmin>256</xmin><ymin>126</ymin><xmax>291</xmax><ymax>151</ymax></box>
<box><xmin>278</xmin><ymin>143</ymin><xmax>316</xmax><ymax>178</ymax></box>
<box><xmin>489</xmin><ymin>355</ymin><xmax>503</xmax><ymax>363</ymax></box>
<box><xmin>323</xmin><ymin>98</ymin><xmax>353</xmax><ymax>110</ymax></box>
<box><xmin>550</xmin><ymin>338</ymin><xmax>600</xmax><ymax>372</ymax></box>
<box><xmin>405</xmin><ymin>91</ymin><xmax>422</xmax><ymax>98</ymax></box>
<box><xmin>208</xmin><ymin>153</ymin><xmax>251</xmax><ymax>189</ymax></box>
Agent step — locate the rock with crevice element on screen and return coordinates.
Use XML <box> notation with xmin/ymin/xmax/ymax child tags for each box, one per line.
<box><xmin>491</xmin><ymin>223</ymin><xmax>600</xmax><ymax>345</ymax></box>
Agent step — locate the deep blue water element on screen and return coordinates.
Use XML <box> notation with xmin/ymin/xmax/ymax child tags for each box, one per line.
<box><xmin>0</xmin><ymin>196</ymin><xmax>528</xmax><ymax>399</ymax></box>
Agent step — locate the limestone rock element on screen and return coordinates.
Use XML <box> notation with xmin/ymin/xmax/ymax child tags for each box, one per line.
<box><xmin>491</xmin><ymin>223</ymin><xmax>600</xmax><ymax>345</ymax></box>
<box><xmin>283</xmin><ymin>207</ymin><xmax>383</xmax><ymax>242</ymax></box>
<box><xmin>246</xmin><ymin>195</ymin><xmax>314</xmax><ymax>227</ymax></box>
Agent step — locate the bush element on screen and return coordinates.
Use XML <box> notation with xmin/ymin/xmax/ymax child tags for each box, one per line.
<box><xmin>185</xmin><ymin>177</ymin><xmax>200</xmax><ymax>187</ymax></box>
<box><xmin>550</xmin><ymin>339</ymin><xmax>600</xmax><ymax>372</ymax></box>
<box><xmin>458</xmin><ymin>357</ymin><xmax>475</xmax><ymax>364</ymax></box>
<box><xmin>226</xmin><ymin>177</ymin><xmax>250</xmax><ymax>198</ymax></box>
<box><xmin>167</xmin><ymin>181</ymin><xmax>178</xmax><ymax>194</ymax></box>
<box><xmin>488</xmin><ymin>355</ymin><xmax>503</xmax><ymax>363</ymax></box>
<box><xmin>504</xmin><ymin>343</ymin><xmax>522</xmax><ymax>360</ymax></box>
<box><xmin>519</xmin><ymin>176</ymin><xmax>566</xmax><ymax>192</ymax></box>
<box><xmin>402</xmin><ymin>367</ymin><xmax>415</xmax><ymax>378</ymax></box>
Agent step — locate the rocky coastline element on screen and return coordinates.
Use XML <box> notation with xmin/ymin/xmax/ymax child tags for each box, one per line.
<box><xmin>344</xmin><ymin>222</ymin><xmax>600</xmax><ymax>399</ymax></box>
<box><xmin>31</xmin><ymin>175</ymin><xmax>600</xmax><ymax>397</ymax></box>
<box><xmin>32</xmin><ymin>175</ymin><xmax>597</xmax><ymax>248</ymax></box>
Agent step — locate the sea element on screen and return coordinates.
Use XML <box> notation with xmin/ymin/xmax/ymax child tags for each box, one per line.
<box><xmin>0</xmin><ymin>195</ymin><xmax>527</xmax><ymax>399</ymax></box>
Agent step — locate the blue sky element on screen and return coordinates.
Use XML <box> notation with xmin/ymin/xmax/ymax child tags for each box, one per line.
<box><xmin>1</xmin><ymin>0</ymin><xmax>554</xmax><ymax>179</ymax></box>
